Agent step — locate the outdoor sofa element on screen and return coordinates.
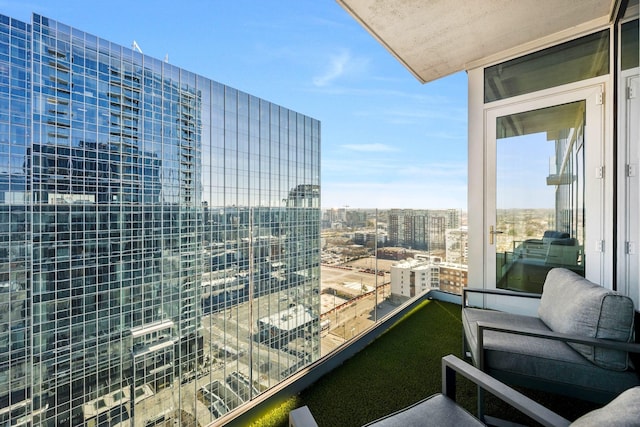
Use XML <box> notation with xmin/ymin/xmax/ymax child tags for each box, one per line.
<box><xmin>462</xmin><ymin>267</ymin><xmax>640</xmax><ymax>404</ymax></box>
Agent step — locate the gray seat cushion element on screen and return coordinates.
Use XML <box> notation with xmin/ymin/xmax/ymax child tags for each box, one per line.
<box><xmin>463</xmin><ymin>308</ymin><xmax>640</xmax><ymax>397</ymax></box>
<box><xmin>463</xmin><ymin>308</ymin><xmax>551</xmax><ymax>364</ymax></box>
<box><xmin>364</xmin><ymin>394</ymin><xmax>484</xmax><ymax>427</ymax></box>
<box><xmin>538</xmin><ymin>268</ymin><xmax>635</xmax><ymax>371</ymax></box>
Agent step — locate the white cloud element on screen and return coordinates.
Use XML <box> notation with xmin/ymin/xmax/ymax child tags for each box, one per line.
<box><xmin>396</xmin><ymin>163</ymin><xmax>467</xmax><ymax>178</ymax></box>
<box><xmin>321</xmin><ymin>181</ymin><xmax>467</xmax><ymax>210</ymax></box>
<box><xmin>424</xmin><ymin>130</ymin><xmax>465</xmax><ymax>140</ymax></box>
<box><xmin>321</xmin><ymin>156</ymin><xmax>468</xmax><ymax>209</ymax></box>
<box><xmin>340</xmin><ymin>143</ymin><xmax>396</xmax><ymax>152</ymax></box>
<box><xmin>382</xmin><ymin>107</ymin><xmax>468</xmax><ymax>123</ymax></box>
<box><xmin>312</xmin><ymin>50</ymin><xmax>369</xmax><ymax>87</ymax></box>
<box><xmin>323</xmin><ymin>155</ymin><xmax>466</xmax><ymax>181</ymax></box>
<box><xmin>313</xmin><ymin>50</ymin><xmax>351</xmax><ymax>87</ymax></box>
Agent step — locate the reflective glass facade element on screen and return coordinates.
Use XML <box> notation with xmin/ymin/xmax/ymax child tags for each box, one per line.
<box><xmin>0</xmin><ymin>13</ymin><xmax>320</xmax><ymax>426</ymax></box>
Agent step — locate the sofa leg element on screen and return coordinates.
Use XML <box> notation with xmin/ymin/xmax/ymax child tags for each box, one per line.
<box><xmin>477</xmin><ymin>385</ymin><xmax>485</xmax><ymax>422</ymax></box>
<box><xmin>462</xmin><ymin>332</ymin><xmax>471</xmax><ymax>359</ymax></box>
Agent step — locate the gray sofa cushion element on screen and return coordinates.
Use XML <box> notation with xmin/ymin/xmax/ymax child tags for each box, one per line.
<box><xmin>538</xmin><ymin>268</ymin><xmax>635</xmax><ymax>371</ymax></box>
<box><xmin>364</xmin><ymin>394</ymin><xmax>484</xmax><ymax>427</ymax></box>
<box><xmin>463</xmin><ymin>308</ymin><xmax>640</xmax><ymax>398</ymax></box>
<box><xmin>463</xmin><ymin>308</ymin><xmax>550</xmax><ymax>365</ymax></box>
<box><xmin>571</xmin><ymin>386</ymin><xmax>640</xmax><ymax>426</ymax></box>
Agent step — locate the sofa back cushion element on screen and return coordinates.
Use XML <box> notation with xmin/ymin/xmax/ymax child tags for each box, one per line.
<box><xmin>538</xmin><ymin>268</ymin><xmax>635</xmax><ymax>371</ymax></box>
<box><xmin>571</xmin><ymin>386</ymin><xmax>640</xmax><ymax>426</ymax></box>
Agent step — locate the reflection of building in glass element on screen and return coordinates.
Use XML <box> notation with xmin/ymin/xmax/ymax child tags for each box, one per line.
<box><xmin>0</xmin><ymin>13</ymin><xmax>320</xmax><ymax>427</ymax></box>
<box><xmin>257</xmin><ymin>304</ymin><xmax>316</xmax><ymax>348</ymax></box>
<box><xmin>27</xmin><ymin>142</ymin><xmax>162</xmax><ymax>204</ymax></box>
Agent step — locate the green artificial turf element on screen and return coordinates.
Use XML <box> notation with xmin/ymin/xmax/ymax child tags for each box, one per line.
<box><xmin>301</xmin><ymin>300</ymin><xmax>473</xmax><ymax>427</ymax></box>
<box><xmin>251</xmin><ymin>300</ymin><xmax>598</xmax><ymax>427</ymax></box>
<box><xmin>246</xmin><ymin>396</ymin><xmax>300</xmax><ymax>427</ymax></box>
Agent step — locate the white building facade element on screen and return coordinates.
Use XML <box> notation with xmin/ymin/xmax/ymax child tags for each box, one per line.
<box><xmin>390</xmin><ymin>258</ymin><xmax>440</xmax><ymax>303</ymax></box>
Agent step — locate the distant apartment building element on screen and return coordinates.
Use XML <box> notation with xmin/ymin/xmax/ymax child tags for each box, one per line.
<box><xmin>438</xmin><ymin>263</ymin><xmax>468</xmax><ymax>295</ymax></box>
<box><xmin>321</xmin><ymin>208</ymin><xmax>347</xmax><ymax>229</ymax></box>
<box><xmin>321</xmin><ymin>208</ymin><xmax>338</xmax><ymax>229</ymax></box>
<box><xmin>389</xmin><ymin>257</ymin><xmax>439</xmax><ymax>303</ymax></box>
<box><xmin>377</xmin><ymin>247</ymin><xmax>417</xmax><ymax>260</ymax></box>
<box><xmin>345</xmin><ymin>210</ymin><xmax>367</xmax><ymax>228</ymax></box>
<box><xmin>0</xmin><ymin>13</ymin><xmax>320</xmax><ymax>427</ymax></box>
<box><xmin>321</xmin><ymin>208</ymin><xmax>367</xmax><ymax>229</ymax></box>
<box><xmin>390</xmin><ymin>257</ymin><xmax>468</xmax><ymax>302</ymax></box>
<box><xmin>445</xmin><ymin>209</ymin><xmax>461</xmax><ymax>230</ymax></box>
<box><xmin>445</xmin><ymin>226</ymin><xmax>468</xmax><ymax>264</ymax></box>
<box><xmin>353</xmin><ymin>230</ymin><xmax>387</xmax><ymax>246</ymax></box>
<box><xmin>388</xmin><ymin>209</ymin><xmax>460</xmax><ymax>251</ymax></box>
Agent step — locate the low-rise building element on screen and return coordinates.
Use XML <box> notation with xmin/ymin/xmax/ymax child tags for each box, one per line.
<box><xmin>389</xmin><ymin>258</ymin><xmax>439</xmax><ymax>303</ymax></box>
<box><xmin>390</xmin><ymin>258</ymin><xmax>468</xmax><ymax>302</ymax></box>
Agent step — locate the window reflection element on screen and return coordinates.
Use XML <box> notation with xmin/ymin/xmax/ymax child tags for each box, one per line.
<box><xmin>1</xmin><ymin>13</ymin><xmax>320</xmax><ymax>427</ymax></box>
<box><xmin>485</xmin><ymin>30</ymin><xmax>609</xmax><ymax>102</ymax></box>
<box><xmin>495</xmin><ymin>102</ymin><xmax>585</xmax><ymax>293</ymax></box>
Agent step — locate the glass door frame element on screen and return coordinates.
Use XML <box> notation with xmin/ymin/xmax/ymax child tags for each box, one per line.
<box><xmin>617</xmin><ymin>67</ymin><xmax>640</xmax><ymax>304</ymax></box>
<box><xmin>482</xmin><ymin>79</ymin><xmax>609</xmax><ymax>292</ymax></box>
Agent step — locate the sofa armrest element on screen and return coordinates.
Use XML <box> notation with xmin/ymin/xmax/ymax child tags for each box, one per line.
<box><xmin>289</xmin><ymin>356</ymin><xmax>572</xmax><ymax>427</ymax></box>
<box><xmin>463</xmin><ymin>287</ymin><xmax>541</xmax><ymax>308</ymax></box>
<box><xmin>441</xmin><ymin>355</ymin><xmax>571</xmax><ymax>427</ymax></box>
<box><xmin>475</xmin><ymin>321</ymin><xmax>640</xmax><ymax>370</ymax></box>
<box><xmin>289</xmin><ymin>406</ymin><xmax>318</xmax><ymax>427</ymax></box>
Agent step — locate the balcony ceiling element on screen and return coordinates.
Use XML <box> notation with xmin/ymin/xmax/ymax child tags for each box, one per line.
<box><xmin>336</xmin><ymin>0</ymin><xmax>619</xmax><ymax>83</ymax></box>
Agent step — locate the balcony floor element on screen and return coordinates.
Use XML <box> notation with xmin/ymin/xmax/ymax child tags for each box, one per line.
<box><xmin>255</xmin><ymin>299</ymin><xmax>600</xmax><ymax>427</ymax></box>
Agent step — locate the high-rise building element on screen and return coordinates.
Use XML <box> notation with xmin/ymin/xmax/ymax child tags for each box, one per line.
<box><xmin>345</xmin><ymin>210</ymin><xmax>367</xmax><ymax>228</ymax></box>
<box><xmin>0</xmin><ymin>13</ymin><xmax>320</xmax><ymax>427</ymax></box>
<box><xmin>388</xmin><ymin>209</ymin><xmax>459</xmax><ymax>251</ymax></box>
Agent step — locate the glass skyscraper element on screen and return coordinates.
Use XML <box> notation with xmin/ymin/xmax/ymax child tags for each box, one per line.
<box><xmin>0</xmin><ymin>13</ymin><xmax>320</xmax><ymax>426</ymax></box>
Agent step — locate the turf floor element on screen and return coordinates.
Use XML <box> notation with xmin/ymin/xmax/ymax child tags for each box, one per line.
<box><xmin>249</xmin><ymin>300</ymin><xmax>598</xmax><ymax>427</ymax></box>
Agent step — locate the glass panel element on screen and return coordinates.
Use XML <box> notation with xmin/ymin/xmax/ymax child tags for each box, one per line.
<box><xmin>1</xmin><ymin>13</ymin><xmax>321</xmax><ymax>427</ymax></box>
<box><xmin>621</xmin><ymin>19</ymin><xmax>639</xmax><ymax>71</ymax></box>
<box><xmin>495</xmin><ymin>101</ymin><xmax>585</xmax><ymax>293</ymax></box>
<box><xmin>485</xmin><ymin>30</ymin><xmax>609</xmax><ymax>102</ymax></box>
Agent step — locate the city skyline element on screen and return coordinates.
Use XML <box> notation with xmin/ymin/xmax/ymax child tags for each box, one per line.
<box><xmin>2</xmin><ymin>0</ymin><xmax>468</xmax><ymax>210</ymax></box>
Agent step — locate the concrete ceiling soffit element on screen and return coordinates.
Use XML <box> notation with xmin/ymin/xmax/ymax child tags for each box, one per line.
<box><xmin>337</xmin><ymin>0</ymin><xmax>619</xmax><ymax>83</ymax></box>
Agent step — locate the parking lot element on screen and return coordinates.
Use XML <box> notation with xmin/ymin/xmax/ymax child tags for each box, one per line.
<box><xmin>319</xmin><ymin>259</ymin><xmax>395</xmax><ymax>355</ymax></box>
<box><xmin>321</xmin><ymin>257</ymin><xmax>392</xmax><ymax>295</ymax></box>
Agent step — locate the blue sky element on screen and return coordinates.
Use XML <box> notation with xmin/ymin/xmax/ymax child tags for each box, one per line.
<box><xmin>3</xmin><ymin>0</ymin><xmax>468</xmax><ymax>210</ymax></box>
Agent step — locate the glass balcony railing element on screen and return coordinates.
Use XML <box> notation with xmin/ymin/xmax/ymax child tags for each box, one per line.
<box><xmin>221</xmin><ymin>290</ymin><xmax>599</xmax><ymax>427</ymax></box>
